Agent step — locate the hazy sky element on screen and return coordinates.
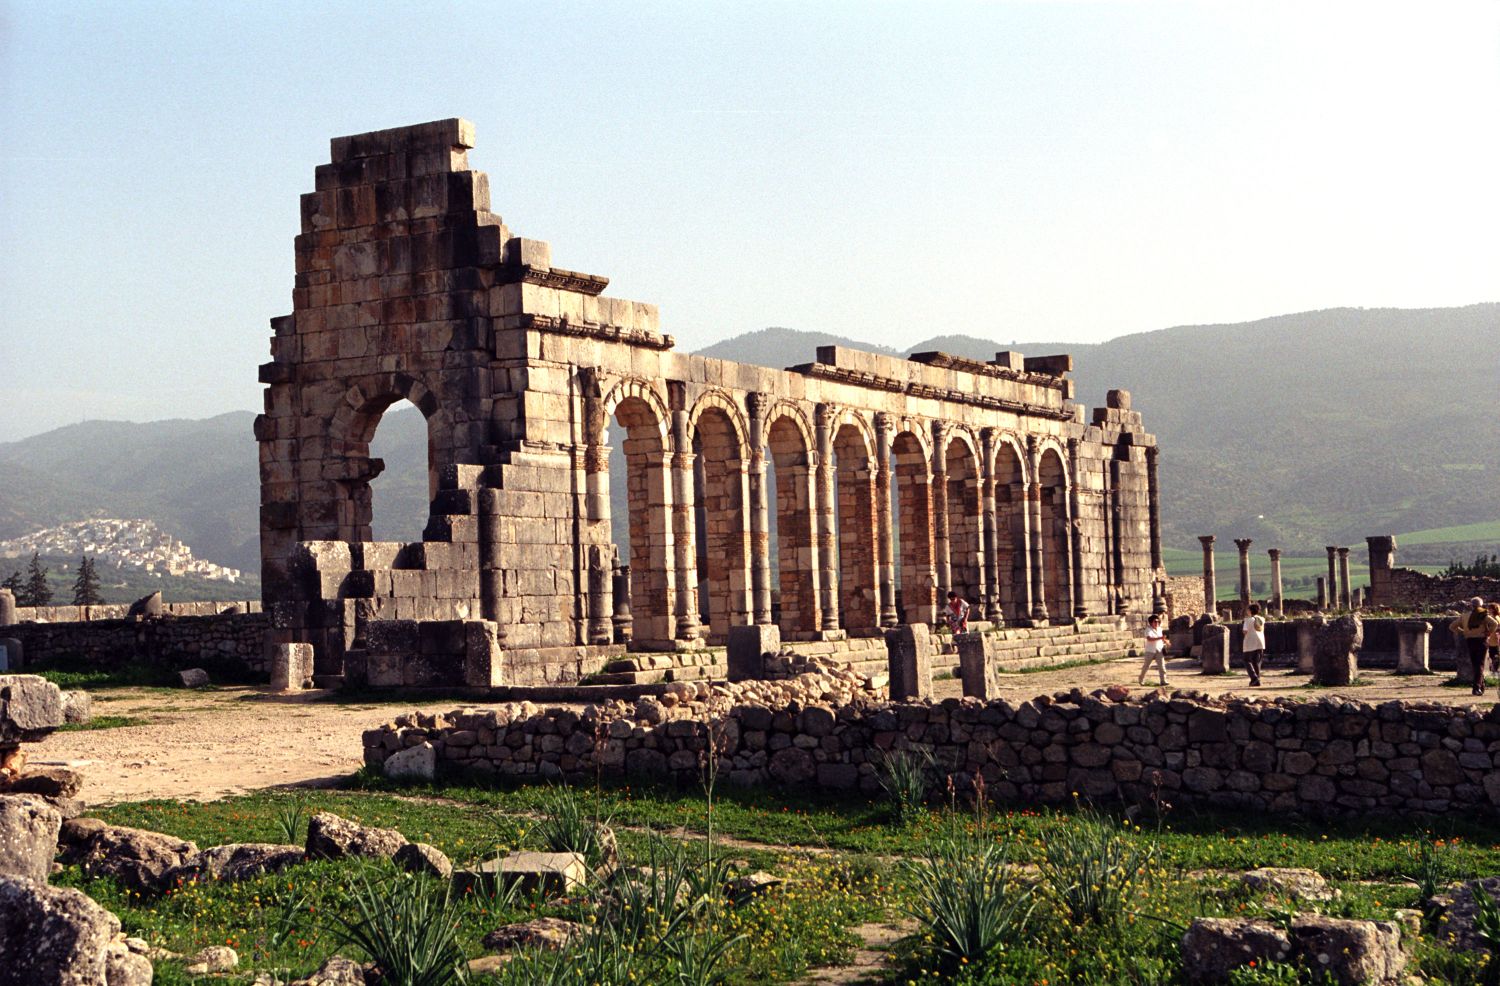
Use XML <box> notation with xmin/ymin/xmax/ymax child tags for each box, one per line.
<box><xmin>3</xmin><ymin>1</ymin><xmax>1497</xmax><ymax>442</ymax></box>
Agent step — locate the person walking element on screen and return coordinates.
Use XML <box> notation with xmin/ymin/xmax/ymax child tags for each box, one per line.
<box><xmin>1138</xmin><ymin>613</ymin><xmax>1168</xmax><ymax>687</ymax></box>
<box><xmin>1487</xmin><ymin>602</ymin><xmax>1500</xmax><ymax>675</ymax></box>
<box><xmin>1450</xmin><ymin>597</ymin><xmax>1498</xmax><ymax>696</ymax></box>
<box><xmin>943</xmin><ymin>590</ymin><xmax>971</xmax><ymax>635</ymax></box>
<box><xmin>1241</xmin><ymin>603</ymin><xmax>1267</xmax><ymax>687</ymax></box>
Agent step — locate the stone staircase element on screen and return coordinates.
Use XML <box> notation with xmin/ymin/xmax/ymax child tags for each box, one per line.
<box><xmin>935</xmin><ymin>617</ymin><xmax>1140</xmax><ymax>676</ymax></box>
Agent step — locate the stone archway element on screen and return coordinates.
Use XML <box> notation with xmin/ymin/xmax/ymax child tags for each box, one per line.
<box><xmin>693</xmin><ymin>405</ymin><xmax>751</xmax><ymax>642</ymax></box>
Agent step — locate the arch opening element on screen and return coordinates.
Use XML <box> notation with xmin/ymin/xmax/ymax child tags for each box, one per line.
<box><xmin>693</xmin><ymin>408</ymin><xmax>750</xmax><ymax>643</ymax></box>
<box><xmin>890</xmin><ymin>430</ymin><xmax>935</xmax><ymax>625</ymax></box>
<box><xmin>943</xmin><ymin>436</ymin><xmax>984</xmax><ymax>608</ymax></box>
<box><xmin>362</xmin><ymin>398</ymin><xmax>437</xmax><ymax>545</ymax></box>
<box><xmin>767</xmin><ymin>415</ymin><xmax>818</xmax><ymax>636</ymax></box>
<box><xmin>1039</xmin><ymin>447</ymin><xmax>1071</xmax><ymax>621</ymax></box>
<box><xmin>833</xmin><ymin>423</ymin><xmax>879</xmax><ymax>634</ymax></box>
<box><xmin>606</xmin><ymin>397</ymin><xmax>675</xmax><ymax>647</ymax></box>
<box><xmin>993</xmin><ymin>441</ymin><xmax>1028</xmax><ymax>621</ymax></box>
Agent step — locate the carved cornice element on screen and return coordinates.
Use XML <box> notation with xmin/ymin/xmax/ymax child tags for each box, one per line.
<box><xmin>519</xmin><ymin>314</ymin><xmax>673</xmax><ymax>351</ymax></box>
<box><xmin>497</xmin><ymin>264</ymin><xmax>610</xmax><ymax>296</ymax></box>
<box><xmin>797</xmin><ymin>362</ymin><xmax>1076</xmax><ymax>421</ymax></box>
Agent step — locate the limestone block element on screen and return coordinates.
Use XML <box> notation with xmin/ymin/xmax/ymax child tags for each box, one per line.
<box><xmin>885</xmin><ymin>624</ymin><xmax>934</xmax><ymax>701</ymax></box>
<box><xmin>463</xmin><ymin>621</ymin><xmax>503</xmax><ymax>688</ymax></box>
<box><xmin>1312</xmin><ymin>615</ymin><xmax>1362</xmax><ymax>687</ymax></box>
<box><xmin>0</xmin><ymin>793</ymin><xmax>62</xmax><ymax>883</ymax></box>
<box><xmin>0</xmin><ymin>589</ymin><xmax>14</xmax><ymax>627</ymax></box>
<box><xmin>1200</xmin><ymin>625</ymin><xmax>1229</xmax><ymax>675</ymax></box>
<box><xmin>727</xmin><ymin>624</ymin><xmax>780</xmax><ymax>682</ymax></box>
<box><xmin>1294</xmin><ymin>618</ymin><xmax>1321</xmax><ymax>674</ymax></box>
<box><xmin>0</xmin><ymin>675</ymin><xmax>63</xmax><ymax>744</ymax></box>
<box><xmin>451</xmin><ymin>851</ymin><xmax>587</xmax><ymax>896</ymax></box>
<box><xmin>1395</xmin><ymin>621</ymin><xmax>1431</xmax><ymax>675</ymax></box>
<box><xmin>177</xmin><ymin>668</ymin><xmax>211</xmax><ymax>689</ymax></box>
<box><xmin>268</xmin><ymin>642</ymin><xmax>315</xmax><ymax>691</ymax></box>
<box><xmin>954</xmin><ymin>630</ymin><xmax>1001</xmax><ymax>701</ymax></box>
<box><xmin>384</xmin><ymin>742</ymin><xmax>436</xmax><ymax>781</ymax></box>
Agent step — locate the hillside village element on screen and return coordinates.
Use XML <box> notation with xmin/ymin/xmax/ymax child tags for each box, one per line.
<box><xmin>0</xmin><ymin>518</ymin><xmax>242</xmax><ymax>583</ymax></box>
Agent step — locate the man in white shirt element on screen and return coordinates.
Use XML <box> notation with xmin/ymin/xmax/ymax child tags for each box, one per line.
<box><xmin>1139</xmin><ymin>614</ymin><xmax>1168</xmax><ymax>686</ymax></box>
<box><xmin>1241</xmin><ymin>603</ymin><xmax>1267</xmax><ymax>686</ymax></box>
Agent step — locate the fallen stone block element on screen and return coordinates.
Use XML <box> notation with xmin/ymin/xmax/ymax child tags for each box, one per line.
<box><xmin>0</xmin><ymin>876</ymin><xmax>154</xmax><ymax>985</ymax></box>
<box><xmin>61</xmin><ymin>690</ymin><xmax>92</xmax><ymax>725</ymax></box>
<box><xmin>1240</xmin><ymin>867</ymin><xmax>1338</xmax><ymax>902</ymax></box>
<box><xmin>0</xmin><ymin>793</ymin><xmax>62</xmax><ymax>884</ymax></box>
<box><xmin>394</xmin><ymin>841</ymin><xmax>452</xmax><ymax>879</ymax></box>
<box><xmin>290</xmin><ymin>954</ymin><xmax>370</xmax><ymax>986</ymax></box>
<box><xmin>481</xmin><ymin>916</ymin><xmax>583</xmax><ymax>952</ymax></box>
<box><xmin>1424</xmin><ymin>876</ymin><xmax>1500</xmax><ymax>956</ymax></box>
<box><xmin>1289</xmin><ymin>913</ymin><xmax>1404</xmax><ymax>985</ymax></box>
<box><xmin>1181</xmin><ymin>917</ymin><xmax>1292</xmax><ymax>983</ymax></box>
<box><xmin>64</xmin><ymin>819</ymin><xmax>198</xmax><ymax>894</ymax></box>
<box><xmin>165</xmin><ymin>843</ymin><xmax>305</xmax><ymax>885</ymax></box>
<box><xmin>185</xmin><ymin>944</ymin><xmax>239</xmax><ymax>975</ymax></box>
<box><xmin>305</xmin><ymin>811</ymin><xmax>407</xmax><ymax>861</ymax></box>
<box><xmin>176</xmin><ymin>668</ymin><xmax>211</xmax><ymax>689</ymax></box>
<box><xmin>4</xmin><ymin>766</ymin><xmax>84</xmax><ymax>801</ymax></box>
<box><xmin>383</xmin><ymin>741</ymin><xmax>436</xmax><ymax>781</ymax></box>
<box><xmin>451</xmin><ymin>851</ymin><xmax>587</xmax><ymax>896</ymax></box>
<box><xmin>0</xmin><ymin>674</ymin><xmax>64</xmax><ymax>743</ymax></box>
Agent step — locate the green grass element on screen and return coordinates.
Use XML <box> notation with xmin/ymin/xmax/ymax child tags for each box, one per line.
<box><xmin>67</xmin><ymin>777</ymin><xmax>1500</xmax><ymax>986</ymax></box>
<box><xmin>57</xmin><ymin>714</ymin><xmax>149</xmax><ymax>732</ymax></box>
<box><xmin>1399</xmin><ymin>520</ymin><xmax>1500</xmax><ymax>546</ymax></box>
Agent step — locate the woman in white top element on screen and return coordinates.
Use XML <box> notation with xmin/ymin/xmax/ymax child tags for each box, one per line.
<box><xmin>1241</xmin><ymin>603</ymin><xmax>1267</xmax><ymax>686</ymax></box>
<box><xmin>1139</xmin><ymin>614</ymin><xmax>1168</xmax><ymax>686</ymax></box>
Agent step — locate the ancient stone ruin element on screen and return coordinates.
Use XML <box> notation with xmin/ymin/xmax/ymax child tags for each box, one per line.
<box><xmin>258</xmin><ymin>118</ymin><xmax>1166</xmax><ymax>688</ymax></box>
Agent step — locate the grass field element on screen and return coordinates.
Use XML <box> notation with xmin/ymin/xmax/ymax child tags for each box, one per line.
<box><xmin>1162</xmin><ymin>546</ymin><xmax>1453</xmax><ymax>601</ymax></box>
<box><xmin>1397</xmin><ymin>520</ymin><xmax>1500</xmax><ymax>546</ymax></box>
<box><xmin>63</xmin><ymin>774</ymin><xmax>1500</xmax><ymax>986</ymax></box>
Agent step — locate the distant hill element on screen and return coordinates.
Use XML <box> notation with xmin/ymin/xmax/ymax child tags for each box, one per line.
<box><xmin>1</xmin><ymin>305</ymin><xmax>1495</xmax><ymax>578</ymax></box>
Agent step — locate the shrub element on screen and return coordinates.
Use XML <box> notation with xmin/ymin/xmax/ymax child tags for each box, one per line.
<box><xmin>533</xmin><ymin>782</ymin><xmax>615</xmax><ymax>874</ymax></box>
<box><xmin>902</xmin><ymin>823</ymin><xmax>1035</xmax><ymax>971</ymax></box>
<box><xmin>876</xmin><ymin>746</ymin><xmax>932</xmax><ymax>827</ymax></box>
<box><xmin>323</xmin><ymin>867</ymin><xmax>468</xmax><ymax>986</ymax></box>
<box><xmin>1038</xmin><ymin>805</ymin><xmax>1157</xmax><ymax>929</ymax></box>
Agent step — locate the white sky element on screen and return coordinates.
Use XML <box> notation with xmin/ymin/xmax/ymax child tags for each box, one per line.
<box><xmin>2</xmin><ymin>0</ymin><xmax>1496</xmax><ymax>442</ymax></box>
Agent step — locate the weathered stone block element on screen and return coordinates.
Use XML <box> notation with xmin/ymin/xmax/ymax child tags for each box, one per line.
<box><xmin>0</xmin><ymin>675</ymin><xmax>63</xmax><ymax>744</ymax></box>
<box><xmin>1394</xmin><ymin>621</ymin><xmax>1430</xmax><ymax>675</ymax></box>
<box><xmin>451</xmin><ymin>851</ymin><xmax>586</xmax><ymax>896</ymax></box>
<box><xmin>727</xmin><ymin>624</ymin><xmax>779</xmax><ymax>682</ymax></box>
<box><xmin>0</xmin><ymin>794</ymin><xmax>62</xmax><ymax>884</ymax></box>
<box><xmin>953</xmin><ymin>630</ymin><xmax>1000</xmax><ymax>700</ymax></box>
<box><xmin>1313</xmin><ymin>615</ymin><xmax>1362</xmax><ymax>687</ymax></box>
<box><xmin>885</xmin><ymin>624</ymin><xmax>933</xmax><ymax>700</ymax></box>
<box><xmin>1200</xmin><ymin>625</ymin><xmax>1228</xmax><ymax>675</ymax></box>
<box><xmin>268</xmin><ymin>642</ymin><xmax>315</xmax><ymax>691</ymax></box>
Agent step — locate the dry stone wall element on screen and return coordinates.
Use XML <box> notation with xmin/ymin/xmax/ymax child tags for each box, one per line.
<box><xmin>0</xmin><ymin>613</ymin><xmax>271</xmax><ymax>676</ymax></box>
<box><xmin>363</xmin><ymin>677</ymin><xmax>1500</xmax><ymax>816</ymax></box>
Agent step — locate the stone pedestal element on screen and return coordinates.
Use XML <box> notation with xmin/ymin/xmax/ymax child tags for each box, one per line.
<box><xmin>885</xmin><ymin>624</ymin><xmax>934</xmax><ymax>701</ymax></box>
<box><xmin>1200</xmin><ymin>624</ymin><xmax>1229</xmax><ymax>675</ymax></box>
<box><xmin>727</xmin><ymin>624</ymin><xmax>780</xmax><ymax>682</ymax></box>
<box><xmin>1312</xmin><ymin>615</ymin><xmax>1361</xmax><ymax>687</ymax></box>
<box><xmin>268</xmin><ymin>642</ymin><xmax>315</xmax><ymax>691</ymax></box>
<box><xmin>1395</xmin><ymin>621</ymin><xmax>1431</xmax><ymax>675</ymax></box>
<box><xmin>1294</xmin><ymin>619</ymin><xmax>1320</xmax><ymax>674</ymax></box>
<box><xmin>0</xmin><ymin>588</ymin><xmax>15</xmax><ymax>628</ymax></box>
<box><xmin>953</xmin><ymin>630</ymin><xmax>999</xmax><ymax>700</ymax></box>
<box><xmin>1198</xmin><ymin>536</ymin><xmax>1217</xmax><ymax>616</ymax></box>
<box><xmin>1454</xmin><ymin>634</ymin><xmax>1476</xmax><ymax>684</ymax></box>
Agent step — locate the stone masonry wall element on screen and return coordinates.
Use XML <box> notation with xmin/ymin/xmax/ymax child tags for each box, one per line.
<box><xmin>1376</xmin><ymin>568</ymin><xmax>1500</xmax><ymax>611</ymax></box>
<box><xmin>364</xmin><ymin>681</ymin><xmax>1500</xmax><ymax>817</ymax></box>
<box><xmin>10</xmin><ymin>600</ymin><xmax>262</xmax><ymax>623</ymax></box>
<box><xmin>1</xmin><ymin>613</ymin><xmax>271</xmax><ymax>676</ymax></box>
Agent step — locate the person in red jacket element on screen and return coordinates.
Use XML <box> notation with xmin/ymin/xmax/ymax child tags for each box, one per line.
<box><xmin>944</xmin><ymin>590</ymin><xmax>971</xmax><ymax>635</ymax></box>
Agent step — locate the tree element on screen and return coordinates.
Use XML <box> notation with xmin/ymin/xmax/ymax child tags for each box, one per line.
<box><xmin>0</xmin><ymin>570</ymin><xmax>21</xmax><ymax>598</ymax></box>
<box><xmin>72</xmin><ymin>555</ymin><xmax>102</xmax><ymax>606</ymax></box>
<box><xmin>23</xmin><ymin>552</ymin><xmax>52</xmax><ymax>607</ymax></box>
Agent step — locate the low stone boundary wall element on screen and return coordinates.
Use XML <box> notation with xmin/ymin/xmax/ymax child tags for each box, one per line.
<box><xmin>1</xmin><ymin>613</ymin><xmax>271</xmax><ymax>676</ymax></box>
<box><xmin>8</xmin><ymin>600</ymin><xmax>261</xmax><ymax>623</ymax></box>
<box><xmin>363</xmin><ymin>683</ymin><xmax>1500</xmax><ymax>816</ymax></box>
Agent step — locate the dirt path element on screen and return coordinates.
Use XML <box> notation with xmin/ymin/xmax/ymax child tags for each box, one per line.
<box><xmin>34</xmin><ymin>660</ymin><xmax>1491</xmax><ymax>808</ymax></box>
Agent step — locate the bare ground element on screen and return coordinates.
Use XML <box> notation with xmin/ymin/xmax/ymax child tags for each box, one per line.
<box><xmin>33</xmin><ymin>657</ymin><xmax>1493</xmax><ymax>807</ymax></box>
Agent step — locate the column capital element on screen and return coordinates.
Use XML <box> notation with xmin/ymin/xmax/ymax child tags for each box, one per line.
<box><xmin>1336</xmin><ymin>546</ymin><xmax>1350</xmax><ymax>558</ymax></box>
<box><xmin>746</xmin><ymin>391</ymin><xmax>772</xmax><ymax>419</ymax></box>
<box><xmin>1325</xmin><ymin>545</ymin><xmax>1339</xmax><ymax>556</ymax></box>
<box><xmin>1234</xmin><ymin>538</ymin><xmax>1253</xmax><ymax>552</ymax></box>
<box><xmin>1198</xmin><ymin>535</ymin><xmax>1217</xmax><ymax>548</ymax></box>
<box><xmin>873</xmin><ymin>411</ymin><xmax>893</xmax><ymax>438</ymax></box>
<box><xmin>814</xmin><ymin>402</ymin><xmax>837</xmax><ymax>430</ymax></box>
<box><xmin>1267</xmin><ymin>548</ymin><xmax>1282</xmax><ymax>560</ymax></box>
<box><xmin>1145</xmin><ymin>444</ymin><xmax>1159</xmax><ymax>464</ymax></box>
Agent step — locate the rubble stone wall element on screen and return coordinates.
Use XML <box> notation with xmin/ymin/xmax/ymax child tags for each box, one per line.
<box><xmin>1</xmin><ymin>613</ymin><xmax>271</xmax><ymax>675</ymax></box>
<box><xmin>9</xmin><ymin>601</ymin><xmax>261</xmax><ymax>623</ymax></box>
<box><xmin>363</xmin><ymin>687</ymin><xmax>1500</xmax><ymax>817</ymax></box>
<box><xmin>1374</xmin><ymin>568</ymin><xmax>1500</xmax><ymax>610</ymax></box>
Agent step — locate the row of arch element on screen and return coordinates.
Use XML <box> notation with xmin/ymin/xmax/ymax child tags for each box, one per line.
<box><xmin>596</xmin><ymin>379</ymin><xmax>1079</xmax><ymax>647</ymax></box>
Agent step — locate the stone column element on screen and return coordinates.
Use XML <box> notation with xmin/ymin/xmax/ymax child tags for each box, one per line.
<box><xmin>612</xmin><ymin>560</ymin><xmax>634</xmax><ymax>644</ymax></box>
<box><xmin>0</xmin><ymin>588</ymin><xmax>14</xmax><ymax>628</ymax></box>
<box><xmin>1337</xmin><ymin>547</ymin><xmax>1352</xmax><ymax>611</ymax></box>
<box><xmin>1325</xmin><ymin>547</ymin><xmax>1338</xmax><ymax>609</ymax></box>
<box><xmin>1267</xmin><ymin>548</ymin><xmax>1284</xmax><ymax>617</ymax></box>
<box><xmin>874</xmin><ymin>413</ymin><xmax>898</xmax><ymax>626</ymax></box>
<box><xmin>1067</xmin><ymin>439</ymin><xmax>1086</xmax><ymax>619</ymax></box>
<box><xmin>582</xmin><ymin>387</ymin><xmax>613</xmax><ymax>644</ymax></box>
<box><xmin>1146</xmin><ymin>445</ymin><xmax>1164</xmax><ymax>612</ymax></box>
<box><xmin>477</xmin><ymin>488</ymin><xmax>508</xmax><ymax>646</ymax></box>
<box><xmin>979</xmin><ymin>428</ymin><xmax>1002</xmax><ymax>622</ymax></box>
<box><xmin>1234</xmin><ymin>538</ymin><xmax>1253</xmax><ymax>613</ymax></box>
<box><xmin>1027</xmin><ymin>437</ymin><xmax>1049</xmax><ymax>622</ymax></box>
<box><xmin>885</xmin><ymin>623</ymin><xmax>933</xmax><ymax>700</ymax></box>
<box><xmin>746</xmin><ymin>393</ymin><xmax>773</xmax><ymax>625</ymax></box>
<box><xmin>670</xmin><ymin>407</ymin><xmax>700</xmax><ymax>642</ymax></box>
<box><xmin>930</xmin><ymin>421</ymin><xmax>951</xmax><ymax>595</ymax></box>
<box><xmin>1315</xmin><ymin>577</ymin><xmax>1328</xmax><ymax>610</ymax></box>
<box><xmin>814</xmin><ymin>404</ymin><xmax>840</xmax><ymax>633</ymax></box>
<box><xmin>1366</xmin><ymin>535</ymin><xmax>1396</xmax><ymax>608</ymax></box>
<box><xmin>1198</xmin><ymin>535</ymin><xmax>1217</xmax><ymax>617</ymax></box>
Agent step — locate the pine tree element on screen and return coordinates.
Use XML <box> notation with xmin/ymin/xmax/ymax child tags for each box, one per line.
<box><xmin>24</xmin><ymin>552</ymin><xmax>52</xmax><ymax>607</ymax></box>
<box><xmin>72</xmin><ymin>555</ymin><xmax>102</xmax><ymax>606</ymax></box>
<box><xmin>0</xmin><ymin>570</ymin><xmax>21</xmax><ymax>599</ymax></box>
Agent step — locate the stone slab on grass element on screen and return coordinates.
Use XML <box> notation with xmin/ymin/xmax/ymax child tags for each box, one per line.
<box><xmin>452</xmin><ymin>851</ymin><xmax>587</xmax><ymax>896</ymax></box>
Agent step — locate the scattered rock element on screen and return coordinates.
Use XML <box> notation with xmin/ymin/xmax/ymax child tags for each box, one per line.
<box><xmin>1182</xmin><ymin>917</ymin><xmax>1292</xmax><ymax>984</ymax></box>
<box><xmin>727</xmin><ymin>871</ymin><xmax>782</xmax><ymax>902</ymax></box>
<box><xmin>290</xmin><ymin>954</ymin><xmax>370</xmax><ymax>986</ymax></box>
<box><xmin>394</xmin><ymin>841</ymin><xmax>452</xmax><ymax>879</ymax></box>
<box><xmin>1289</xmin><ymin>913</ymin><xmax>1404</xmax><ymax>985</ymax></box>
<box><xmin>66</xmin><ymin>820</ymin><xmax>199</xmax><ymax>894</ymax></box>
<box><xmin>305</xmin><ymin>811</ymin><xmax>407</xmax><ymax>861</ymax></box>
<box><xmin>166</xmin><ymin>843</ymin><xmax>305</xmax><ymax>885</ymax></box>
<box><xmin>0</xmin><ymin>674</ymin><xmax>64</xmax><ymax>743</ymax></box>
<box><xmin>60</xmin><ymin>690</ymin><xmax>92</xmax><ymax>726</ymax></box>
<box><xmin>481</xmin><ymin>916</ymin><xmax>583</xmax><ymax>952</ymax></box>
<box><xmin>0</xmin><ymin>876</ymin><xmax>153</xmax><ymax>985</ymax></box>
<box><xmin>0</xmin><ymin>793</ymin><xmax>62</xmax><ymax>884</ymax></box>
<box><xmin>383</xmin><ymin>741</ymin><xmax>436</xmax><ymax>781</ymax></box>
<box><xmin>185</xmin><ymin>944</ymin><xmax>239</xmax><ymax>974</ymax></box>
<box><xmin>633</xmin><ymin>697</ymin><xmax>666</xmax><ymax>725</ymax></box>
<box><xmin>1426</xmin><ymin>877</ymin><xmax>1500</xmax><ymax>955</ymax></box>
<box><xmin>5</xmin><ymin>766</ymin><xmax>84</xmax><ymax>800</ymax></box>
<box><xmin>1240</xmin><ymin>867</ymin><xmax>1339</xmax><ymax>902</ymax></box>
<box><xmin>177</xmin><ymin>668</ymin><xmax>211</xmax><ymax>688</ymax></box>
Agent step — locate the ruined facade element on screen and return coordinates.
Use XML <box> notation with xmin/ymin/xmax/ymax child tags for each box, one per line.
<box><xmin>1366</xmin><ymin>536</ymin><xmax>1500</xmax><ymax>610</ymax></box>
<box><xmin>257</xmin><ymin>119</ymin><xmax>1165</xmax><ymax>686</ymax></box>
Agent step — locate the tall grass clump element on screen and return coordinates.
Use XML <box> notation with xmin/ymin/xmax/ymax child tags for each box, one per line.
<box><xmin>876</xmin><ymin>746</ymin><xmax>932</xmax><ymax>826</ymax></box>
<box><xmin>324</xmin><ymin>867</ymin><xmax>468</xmax><ymax>986</ymax></box>
<box><xmin>903</xmin><ymin>821</ymin><xmax>1035</xmax><ymax>971</ymax></box>
<box><xmin>534</xmin><ymin>782</ymin><xmax>615</xmax><ymax>873</ymax></box>
<box><xmin>1039</xmin><ymin>804</ymin><xmax>1158</xmax><ymax>929</ymax></box>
